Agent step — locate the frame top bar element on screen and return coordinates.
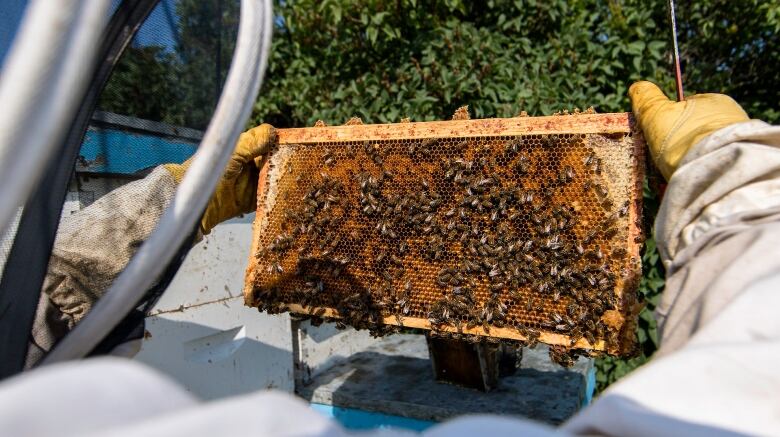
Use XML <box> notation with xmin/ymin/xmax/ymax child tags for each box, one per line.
<box><xmin>277</xmin><ymin>113</ymin><xmax>634</xmax><ymax>144</ymax></box>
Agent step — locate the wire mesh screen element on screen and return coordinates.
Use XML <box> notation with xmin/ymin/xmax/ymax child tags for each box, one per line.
<box><xmin>34</xmin><ymin>0</ymin><xmax>238</xmax><ymax>356</ymax></box>
<box><xmin>245</xmin><ymin>114</ymin><xmax>645</xmax><ymax>363</ymax></box>
<box><xmin>61</xmin><ymin>0</ymin><xmax>240</xmax><ymax>286</ymax></box>
<box><xmin>70</xmin><ymin>0</ymin><xmax>239</xmax><ymax>211</ymax></box>
<box><xmin>100</xmin><ymin>0</ymin><xmax>238</xmax><ymax>131</ymax></box>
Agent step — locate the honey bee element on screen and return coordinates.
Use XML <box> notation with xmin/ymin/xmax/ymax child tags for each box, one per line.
<box><xmin>516</xmin><ymin>155</ymin><xmax>530</xmax><ymax>174</ymax></box>
<box><xmin>518</xmin><ymin>325</ymin><xmax>540</xmax><ymax>348</ymax></box>
<box><xmin>268</xmin><ymin>261</ymin><xmax>284</xmax><ymax>274</ymax></box>
<box><xmin>390</xmin><ymin>254</ymin><xmax>403</xmax><ymax>266</ymax></box>
<box><xmin>611</xmin><ymin>247</ymin><xmax>628</xmax><ymax>259</ymax></box>
<box><xmin>603</xmin><ymin>226</ymin><xmax>618</xmax><ymax>239</ymax></box>
<box><xmin>582</xmin><ymin>181</ymin><xmax>592</xmax><ymax>193</ymax></box>
<box><xmin>583</xmin><ymin>229</ymin><xmax>598</xmax><ymax>244</ymax></box>
<box><xmin>593</xmin><ymin>158</ymin><xmax>602</xmax><ymax>174</ymax></box>
<box><xmin>322</xmin><ymin>148</ymin><xmax>335</xmax><ymax>166</ymax></box>
<box><xmin>505</xmin><ymin>138</ymin><xmax>523</xmax><ymax>155</ymax></box>
<box><xmin>558</xmin><ymin>166</ymin><xmax>574</xmax><ymax>184</ymax></box>
<box><xmin>545</xmin><ymin>235</ymin><xmax>562</xmax><ymax>250</ymax></box>
<box><xmin>594</xmin><ymin>183</ymin><xmax>608</xmax><ymax>198</ymax></box>
<box><xmin>583</xmin><ymin>152</ymin><xmax>595</xmax><ymax>166</ymax></box>
<box><xmin>617</xmin><ymin>201</ymin><xmax>630</xmax><ymax>217</ymax></box>
<box><xmin>569</xmin><ymin>327</ymin><xmax>584</xmax><ymax>346</ymax></box>
<box><xmin>525</xmin><ymin>297</ymin><xmax>535</xmax><ymax>312</ymax></box>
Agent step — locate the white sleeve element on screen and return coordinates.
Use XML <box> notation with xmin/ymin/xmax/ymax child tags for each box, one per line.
<box><xmin>0</xmin><ymin>357</ymin><xmax>358</xmax><ymax>437</ymax></box>
<box><xmin>563</xmin><ymin>121</ymin><xmax>780</xmax><ymax>436</ymax></box>
<box><xmin>26</xmin><ymin>167</ymin><xmax>178</xmax><ymax>366</ymax></box>
<box><xmin>654</xmin><ymin>120</ymin><xmax>780</xmax><ymax>354</ymax></box>
<box><xmin>0</xmin><ymin>356</ymin><xmax>548</xmax><ymax>437</ymax></box>
<box><xmin>0</xmin><ymin>358</ymin><xmax>197</xmax><ymax>437</ymax></box>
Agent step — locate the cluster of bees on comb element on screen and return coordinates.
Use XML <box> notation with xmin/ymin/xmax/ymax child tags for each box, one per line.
<box><xmin>250</xmin><ymin>118</ymin><xmax>641</xmax><ymax>368</ymax></box>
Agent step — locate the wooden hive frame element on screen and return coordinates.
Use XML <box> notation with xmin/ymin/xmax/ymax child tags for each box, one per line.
<box><xmin>244</xmin><ymin>113</ymin><xmax>645</xmax><ymax>357</ymax></box>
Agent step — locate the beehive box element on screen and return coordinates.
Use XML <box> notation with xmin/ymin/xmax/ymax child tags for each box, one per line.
<box><xmin>244</xmin><ymin>113</ymin><xmax>645</xmax><ymax>362</ymax></box>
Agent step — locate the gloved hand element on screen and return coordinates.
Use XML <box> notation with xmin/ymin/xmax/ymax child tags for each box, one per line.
<box><xmin>164</xmin><ymin>124</ymin><xmax>276</xmax><ymax>235</ymax></box>
<box><xmin>629</xmin><ymin>81</ymin><xmax>750</xmax><ymax>180</ymax></box>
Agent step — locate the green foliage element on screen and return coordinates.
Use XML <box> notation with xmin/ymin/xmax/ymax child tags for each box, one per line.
<box><xmin>253</xmin><ymin>0</ymin><xmax>670</xmax><ymax>126</ymax></box>
<box><xmin>252</xmin><ymin>0</ymin><xmax>779</xmax><ymax>127</ymax></box>
<box><xmin>679</xmin><ymin>0</ymin><xmax>780</xmax><ymax>124</ymax></box>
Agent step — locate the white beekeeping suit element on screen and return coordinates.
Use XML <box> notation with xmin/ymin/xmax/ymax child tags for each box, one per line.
<box><xmin>1</xmin><ymin>83</ymin><xmax>779</xmax><ymax>436</ymax></box>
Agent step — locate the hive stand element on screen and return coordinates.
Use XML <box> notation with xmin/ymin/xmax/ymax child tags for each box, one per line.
<box><xmin>292</xmin><ymin>320</ymin><xmax>595</xmax><ymax>428</ymax></box>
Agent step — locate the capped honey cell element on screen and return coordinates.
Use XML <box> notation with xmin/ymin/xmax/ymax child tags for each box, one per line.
<box><xmin>244</xmin><ymin>113</ymin><xmax>645</xmax><ymax>364</ymax></box>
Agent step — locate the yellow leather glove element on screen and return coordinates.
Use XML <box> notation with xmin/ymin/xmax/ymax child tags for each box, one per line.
<box><xmin>629</xmin><ymin>81</ymin><xmax>750</xmax><ymax>180</ymax></box>
<box><xmin>164</xmin><ymin>124</ymin><xmax>276</xmax><ymax>235</ymax></box>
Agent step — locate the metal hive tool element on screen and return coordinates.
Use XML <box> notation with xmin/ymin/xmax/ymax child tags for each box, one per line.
<box><xmin>244</xmin><ymin>112</ymin><xmax>645</xmax><ymax>361</ymax></box>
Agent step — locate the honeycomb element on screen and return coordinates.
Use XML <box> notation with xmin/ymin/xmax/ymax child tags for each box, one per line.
<box><xmin>244</xmin><ymin>113</ymin><xmax>645</xmax><ymax>360</ymax></box>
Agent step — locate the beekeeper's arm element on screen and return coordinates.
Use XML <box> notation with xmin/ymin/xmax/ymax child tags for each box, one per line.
<box><xmin>561</xmin><ymin>82</ymin><xmax>780</xmax><ymax>436</ymax></box>
<box><xmin>25</xmin><ymin>125</ymin><xmax>275</xmax><ymax>367</ymax></box>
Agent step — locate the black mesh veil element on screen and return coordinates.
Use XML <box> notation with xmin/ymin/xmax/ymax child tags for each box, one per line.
<box><xmin>100</xmin><ymin>0</ymin><xmax>239</xmax><ymax>132</ymax></box>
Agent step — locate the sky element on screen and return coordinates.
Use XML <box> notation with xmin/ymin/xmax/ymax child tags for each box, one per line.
<box><xmin>0</xmin><ymin>0</ymin><xmax>28</xmax><ymax>66</ymax></box>
<box><xmin>0</xmin><ymin>0</ymin><xmax>180</xmax><ymax>69</ymax></box>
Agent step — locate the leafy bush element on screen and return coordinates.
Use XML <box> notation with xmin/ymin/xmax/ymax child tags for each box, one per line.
<box><xmin>252</xmin><ymin>0</ymin><xmax>671</xmax><ymax>126</ymax></box>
